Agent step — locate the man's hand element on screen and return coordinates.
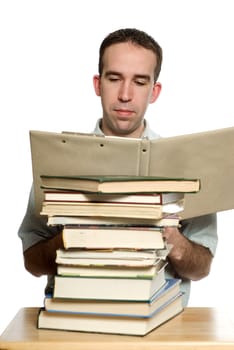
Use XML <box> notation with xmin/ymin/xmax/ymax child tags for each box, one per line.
<box><xmin>163</xmin><ymin>227</ymin><xmax>213</xmax><ymax>281</ymax></box>
<box><xmin>23</xmin><ymin>233</ymin><xmax>64</xmax><ymax>277</ymax></box>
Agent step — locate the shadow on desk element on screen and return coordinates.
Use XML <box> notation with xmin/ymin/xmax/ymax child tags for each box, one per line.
<box><xmin>1</xmin><ymin>307</ymin><xmax>234</xmax><ymax>350</ymax></box>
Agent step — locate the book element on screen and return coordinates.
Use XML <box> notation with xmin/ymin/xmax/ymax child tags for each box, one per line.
<box><xmin>40</xmin><ymin>175</ymin><xmax>200</xmax><ymax>194</ymax></box>
<box><xmin>44</xmin><ymin>190</ymin><xmax>184</xmax><ymax>204</ymax></box>
<box><xmin>61</xmin><ymin>225</ymin><xmax>165</xmax><ymax>250</ymax></box>
<box><xmin>40</xmin><ymin>200</ymin><xmax>184</xmax><ymax>219</ymax></box>
<box><xmin>37</xmin><ymin>294</ymin><xmax>183</xmax><ymax>335</ymax></box>
<box><xmin>57</xmin><ymin>259</ymin><xmax>167</xmax><ymax>278</ymax></box>
<box><xmin>44</xmin><ymin>278</ymin><xmax>181</xmax><ymax>317</ymax></box>
<box><xmin>56</xmin><ymin>248</ymin><xmax>164</xmax><ymax>260</ymax></box>
<box><xmin>47</xmin><ymin>213</ymin><xmax>181</xmax><ymax>227</ymax></box>
<box><xmin>30</xmin><ymin>127</ymin><xmax>234</xmax><ymax>219</ymax></box>
<box><xmin>53</xmin><ymin>267</ymin><xmax>166</xmax><ymax>300</ymax></box>
<box><xmin>55</xmin><ymin>247</ymin><xmax>171</xmax><ymax>267</ymax></box>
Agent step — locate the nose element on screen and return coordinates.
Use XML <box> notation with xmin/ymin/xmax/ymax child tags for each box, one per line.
<box><xmin>118</xmin><ymin>81</ymin><xmax>133</xmax><ymax>102</ymax></box>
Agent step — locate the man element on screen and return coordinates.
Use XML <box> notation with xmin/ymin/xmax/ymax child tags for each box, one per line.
<box><xmin>18</xmin><ymin>28</ymin><xmax>217</xmax><ymax>306</ymax></box>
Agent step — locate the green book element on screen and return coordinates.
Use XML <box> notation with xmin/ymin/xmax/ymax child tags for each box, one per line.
<box><xmin>40</xmin><ymin>174</ymin><xmax>200</xmax><ymax>194</ymax></box>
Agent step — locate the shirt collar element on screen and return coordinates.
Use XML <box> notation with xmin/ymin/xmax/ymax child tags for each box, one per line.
<box><xmin>93</xmin><ymin>118</ymin><xmax>160</xmax><ymax>140</ymax></box>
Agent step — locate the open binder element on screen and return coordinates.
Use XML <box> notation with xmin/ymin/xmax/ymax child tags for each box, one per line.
<box><xmin>30</xmin><ymin>126</ymin><xmax>234</xmax><ymax>219</ymax></box>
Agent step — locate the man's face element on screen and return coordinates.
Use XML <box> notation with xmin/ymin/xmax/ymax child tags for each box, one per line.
<box><xmin>93</xmin><ymin>42</ymin><xmax>161</xmax><ymax>138</ymax></box>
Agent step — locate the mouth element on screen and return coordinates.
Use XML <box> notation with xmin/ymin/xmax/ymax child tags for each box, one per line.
<box><xmin>114</xmin><ymin>108</ymin><xmax>135</xmax><ymax>117</ymax></box>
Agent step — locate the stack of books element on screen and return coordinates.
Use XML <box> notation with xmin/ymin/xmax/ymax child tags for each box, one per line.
<box><xmin>37</xmin><ymin>175</ymin><xmax>200</xmax><ymax>335</ymax></box>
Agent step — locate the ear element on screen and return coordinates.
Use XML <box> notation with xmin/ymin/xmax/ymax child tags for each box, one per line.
<box><xmin>93</xmin><ymin>75</ymin><xmax>101</xmax><ymax>96</ymax></box>
<box><xmin>150</xmin><ymin>82</ymin><xmax>162</xmax><ymax>104</ymax></box>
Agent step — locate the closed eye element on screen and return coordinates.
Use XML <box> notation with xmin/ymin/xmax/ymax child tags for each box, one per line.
<box><xmin>135</xmin><ymin>80</ymin><xmax>147</xmax><ymax>86</ymax></box>
<box><xmin>108</xmin><ymin>77</ymin><xmax>120</xmax><ymax>82</ymax></box>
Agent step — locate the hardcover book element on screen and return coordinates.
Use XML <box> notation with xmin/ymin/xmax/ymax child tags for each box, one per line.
<box><xmin>40</xmin><ymin>199</ymin><xmax>184</xmax><ymax>220</ymax></box>
<box><xmin>43</xmin><ymin>190</ymin><xmax>184</xmax><ymax>204</ymax></box>
<box><xmin>47</xmin><ymin>213</ymin><xmax>181</xmax><ymax>227</ymax></box>
<box><xmin>53</xmin><ymin>267</ymin><xmax>166</xmax><ymax>301</ymax></box>
<box><xmin>40</xmin><ymin>175</ymin><xmax>199</xmax><ymax>194</ymax></box>
<box><xmin>38</xmin><ymin>294</ymin><xmax>183</xmax><ymax>335</ymax></box>
<box><xmin>56</xmin><ymin>259</ymin><xmax>166</xmax><ymax>278</ymax></box>
<box><xmin>44</xmin><ymin>278</ymin><xmax>181</xmax><ymax>317</ymax></box>
<box><xmin>61</xmin><ymin>225</ymin><xmax>165</xmax><ymax>250</ymax></box>
<box><xmin>55</xmin><ymin>247</ymin><xmax>171</xmax><ymax>267</ymax></box>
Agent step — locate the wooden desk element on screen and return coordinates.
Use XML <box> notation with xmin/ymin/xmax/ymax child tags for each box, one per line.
<box><xmin>1</xmin><ymin>307</ymin><xmax>234</xmax><ymax>350</ymax></box>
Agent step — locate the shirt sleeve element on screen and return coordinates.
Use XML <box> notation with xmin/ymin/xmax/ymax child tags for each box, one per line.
<box><xmin>18</xmin><ymin>185</ymin><xmax>61</xmax><ymax>252</ymax></box>
<box><xmin>180</xmin><ymin>213</ymin><xmax>218</xmax><ymax>256</ymax></box>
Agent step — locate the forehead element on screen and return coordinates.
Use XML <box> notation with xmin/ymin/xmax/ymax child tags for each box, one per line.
<box><xmin>102</xmin><ymin>42</ymin><xmax>157</xmax><ymax>76</ymax></box>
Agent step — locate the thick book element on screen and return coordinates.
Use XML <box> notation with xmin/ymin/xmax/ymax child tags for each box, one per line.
<box><xmin>61</xmin><ymin>225</ymin><xmax>164</xmax><ymax>250</ymax></box>
<box><xmin>53</xmin><ymin>267</ymin><xmax>166</xmax><ymax>301</ymax></box>
<box><xmin>40</xmin><ymin>200</ymin><xmax>184</xmax><ymax>220</ymax></box>
<box><xmin>37</xmin><ymin>294</ymin><xmax>183</xmax><ymax>335</ymax></box>
<box><xmin>47</xmin><ymin>213</ymin><xmax>181</xmax><ymax>227</ymax></box>
<box><xmin>30</xmin><ymin>127</ymin><xmax>234</xmax><ymax>219</ymax></box>
<box><xmin>40</xmin><ymin>175</ymin><xmax>200</xmax><ymax>194</ymax></box>
<box><xmin>44</xmin><ymin>278</ymin><xmax>181</xmax><ymax>317</ymax></box>
<box><xmin>57</xmin><ymin>259</ymin><xmax>167</xmax><ymax>278</ymax></box>
<box><xmin>44</xmin><ymin>190</ymin><xmax>184</xmax><ymax>204</ymax></box>
<box><xmin>55</xmin><ymin>247</ymin><xmax>171</xmax><ymax>267</ymax></box>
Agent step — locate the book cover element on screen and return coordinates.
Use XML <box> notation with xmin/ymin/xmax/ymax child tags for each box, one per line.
<box><xmin>40</xmin><ymin>174</ymin><xmax>200</xmax><ymax>194</ymax></box>
<box><xmin>38</xmin><ymin>295</ymin><xmax>183</xmax><ymax>335</ymax></box>
<box><xmin>61</xmin><ymin>225</ymin><xmax>165</xmax><ymax>250</ymax></box>
<box><xmin>55</xmin><ymin>246</ymin><xmax>171</xmax><ymax>266</ymax></box>
<box><xmin>30</xmin><ymin>127</ymin><xmax>234</xmax><ymax>218</ymax></box>
<box><xmin>44</xmin><ymin>191</ymin><xmax>184</xmax><ymax>204</ymax></box>
<box><xmin>44</xmin><ymin>278</ymin><xmax>181</xmax><ymax>317</ymax></box>
<box><xmin>56</xmin><ymin>260</ymin><xmax>167</xmax><ymax>278</ymax></box>
<box><xmin>47</xmin><ymin>213</ymin><xmax>181</xmax><ymax>227</ymax></box>
<box><xmin>41</xmin><ymin>200</ymin><xmax>184</xmax><ymax>220</ymax></box>
<box><xmin>53</xmin><ymin>267</ymin><xmax>166</xmax><ymax>301</ymax></box>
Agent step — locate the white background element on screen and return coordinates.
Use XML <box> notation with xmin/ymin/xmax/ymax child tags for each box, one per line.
<box><xmin>0</xmin><ymin>0</ymin><xmax>233</xmax><ymax>333</ymax></box>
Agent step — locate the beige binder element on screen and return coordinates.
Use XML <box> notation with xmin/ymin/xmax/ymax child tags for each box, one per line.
<box><xmin>30</xmin><ymin>127</ymin><xmax>234</xmax><ymax>219</ymax></box>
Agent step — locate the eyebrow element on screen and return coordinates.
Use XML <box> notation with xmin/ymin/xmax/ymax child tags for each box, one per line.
<box><xmin>104</xmin><ymin>71</ymin><xmax>151</xmax><ymax>81</ymax></box>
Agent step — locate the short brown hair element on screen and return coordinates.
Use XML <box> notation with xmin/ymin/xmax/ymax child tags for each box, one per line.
<box><xmin>98</xmin><ymin>28</ymin><xmax>163</xmax><ymax>83</ymax></box>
